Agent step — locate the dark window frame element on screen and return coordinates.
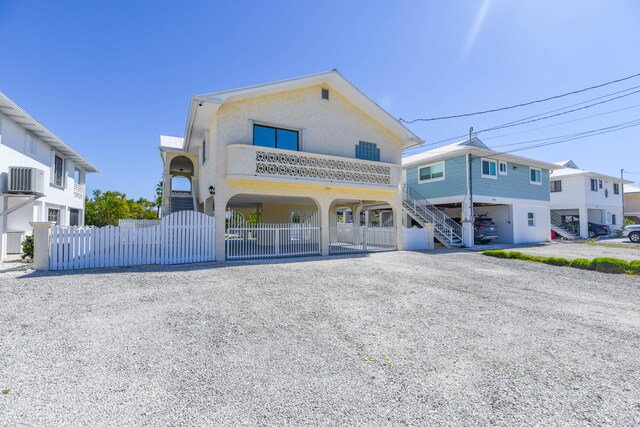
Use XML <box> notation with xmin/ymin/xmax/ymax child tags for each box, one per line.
<box><xmin>550</xmin><ymin>180</ymin><xmax>562</xmax><ymax>192</ymax></box>
<box><xmin>48</xmin><ymin>208</ymin><xmax>60</xmax><ymax>225</ymax></box>
<box><xmin>53</xmin><ymin>154</ymin><xmax>64</xmax><ymax>187</ymax></box>
<box><xmin>590</xmin><ymin>179</ymin><xmax>598</xmax><ymax>192</ymax></box>
<box><xmin>253</xmin><ymin>123</ymin><xmax>300</xmax><ymax>151</ymax></box>
<box><xmin>613</xmin><ymin>183</ymin><xmax>620</xmax><ymax>194</ymax></box>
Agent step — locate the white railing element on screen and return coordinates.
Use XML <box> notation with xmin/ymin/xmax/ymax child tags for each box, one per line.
<box><xmin>73</xmin><ymin>183</ymin><xmax>84</xmax><ymax>199</ymax></box>
<box><xmin>225</xmin><ymin>210</ymin><xmax>320</xmax><ymax>259</ymax></box>
<box><xmin>402</xmin><ymin>188</ymin><xmax>462</xmax><ymax>245</ymax></box>
<box><xmin>226</xmin><ymin>144</ymin><xmax>400</xmax><ymax>187</ymax></box>
<box><xmin>49</xmin><ymin>211</ymin><xmax>215</xmax><ymax>270</ymax></box>
<box><xmin>329</xmin><ymin>223</ymin><xmax>396</xmax><ymax>254</ymax></box>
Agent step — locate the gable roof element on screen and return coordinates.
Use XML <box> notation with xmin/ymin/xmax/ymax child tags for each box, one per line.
<box><xmin>0</xmin><ymin>91</ymin><xmax>98</xmax><ymax>173</ymax></box>
<box><xmin>550</xmin><ymin>161</ymin><xmax>633</xmax><ymax>183</ymax></box>
<box><xmin>182</xmin><ymin>70</ymin><xmax>424</xmax><ymax>151</ymax></box>
<box><xmin>554</xmin><ymin>160</ymin><xmax>579</xmax><ymax>169</ymax></box>
<box><xmin>402</xmin><ymin>137</ymin><xmax>561</xmax><ymax>171</ymax></box>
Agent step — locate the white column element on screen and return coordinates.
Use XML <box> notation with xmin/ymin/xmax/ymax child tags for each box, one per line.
<box><xmin>214</xmin><ymin>194</ymin><xmax>226</xmax><ymax>261</ymax></box>
<box><xmin>461</xmin><ymin>199</ymin><xmax>474</xmax><ymax>247</ymax></box>
<box><xmin>579</xmin><ymin>207</ymin><xmax>589</xmax><ymax>238</ymax></box>
<box><xmin>0</xmin><ymin>196</ymin><xmax>7</xmax><ymax>261</ymax></box>
<box><xmin>320</xmin><ymin>201</ymin><xmax>332</xmax><ymax>256</ymax></box>
<box><xmin>29</xmin><ymin>221</ymin><xmax>54</xmax><ymax>270</ymax></box>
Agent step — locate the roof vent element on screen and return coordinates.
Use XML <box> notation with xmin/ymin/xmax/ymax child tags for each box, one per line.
<box><xmin>321</xmin><ymin>88</ymin><xmax>329</xmax><ymax>100</ymax></box>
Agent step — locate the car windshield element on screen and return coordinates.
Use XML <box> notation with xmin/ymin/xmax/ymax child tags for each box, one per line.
<box><xmin>477</xmin><ymin>219</ymin><xmax>494</xmax><ymax>226</ymax></box>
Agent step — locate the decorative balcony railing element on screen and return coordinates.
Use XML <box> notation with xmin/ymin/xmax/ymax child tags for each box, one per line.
<box><xmin>226</xmin><ymin>144</ymin><xmax>399</xmax><ymax>188</ymax></box>
<box><xmin>73</xmin><ymin>183</ymin><xmax>85</xmax><ymax>199</ymax></box>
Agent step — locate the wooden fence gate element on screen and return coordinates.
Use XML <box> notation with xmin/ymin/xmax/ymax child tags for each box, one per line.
<box><xmin>49</xmin><ymin>211</ymin><xmax>215</xmax><ymax>270</ymax></box>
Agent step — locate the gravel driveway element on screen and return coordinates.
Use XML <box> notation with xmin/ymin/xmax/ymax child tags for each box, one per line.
<box><xmin>1</xmin><ymin>251</ymin><xmax>639</xmax><ymax>426</ymax></box>
<box><xmin>502</xmin><ymin>240</ymin><xmax>640</xmax><ymax>261</ymax></box>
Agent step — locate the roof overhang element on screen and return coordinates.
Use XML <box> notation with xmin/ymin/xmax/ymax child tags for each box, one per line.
<box><xmin>0</xmin><ymin>91</ymin><xmax>98</xmax><ymax>173</ymax></box>
<box><xmin>182</xmin><ymin>70</ymin><xmax>424</xmax><ymax>152</ymax></box>
<box><xmin>550</xmin><ymin>169</ymin><xmax>634</xmax><ymax>184</ymax></box>
<box><xmin>403</xmin><ymin>144</ymin><xmax>563</xmax><ymax>171</ymax></box>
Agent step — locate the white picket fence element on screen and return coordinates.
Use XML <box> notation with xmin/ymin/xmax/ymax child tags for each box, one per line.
<box><xmin>118</xmin><ymin>219</ymin><xmax>161</xmax><ymax>228</ymax></box>
<box><xmin>226</xmin><ymin>210</ymin><xmax>320</xmax><ymax>259</ymax></box>
<box><xmin>329</xmin><ymin>222</ymin><xmax>396</xmax><ymax>254</ymax></box>
<box><xmin>49</xmin><ymin>211</ymin><xmax>215</xmax><ymax>270</ymax></box>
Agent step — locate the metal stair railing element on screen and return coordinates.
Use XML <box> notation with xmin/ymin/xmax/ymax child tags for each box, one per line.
<box><xmin>402</xmin><ymin>187</ymin><xmax>463</xmax><ymax>244</ymax></box>
<box><xmin>550</xmin><ymin>211</ymin><xmax>579</xmax><ymax>236</ymax></box>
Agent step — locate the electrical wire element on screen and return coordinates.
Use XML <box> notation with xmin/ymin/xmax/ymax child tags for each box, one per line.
<box><xmin>399</xmin><ymin>72</ymin><xmax>640</xmax><ymax>123</ymax></box>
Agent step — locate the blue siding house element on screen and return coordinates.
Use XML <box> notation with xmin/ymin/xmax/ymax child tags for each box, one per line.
<box><xmin>402</xmin><ymin>138</ymin><xmax>561</xmax><ymax>245</ymax></box>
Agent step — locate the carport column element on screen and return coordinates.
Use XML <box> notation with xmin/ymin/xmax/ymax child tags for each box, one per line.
<box><xmin>214</xmin><ymin>194</ymin><xmax>227</xmax><ymax>261</ymax></box>
<box><xmin>393</xmin><ymin>203</ymin><xmax>404</xmax><ymax>250</ymax></box>
<box><xmin>462</xmin><ymin>199</ymin><xmax>474</xmax><ymax>247</ymax></box>
<box><xmin>320</xmin><ymin>200</ymin><xmax>332</xmax><ymax>256</ymax></box>
<box><xmin>579</xmin><ymin>207</ymin><xmax>589</xmax><ymax>238</ymax></box>
<box><xmin>0</xmin><ymin>196</ymin><xmax>6</xmax><ymax>260</ymax></box>
<box><xmin>29</xmin><ymin>221</ymin><xmax>54</xmax><ymax>271</ymax></box>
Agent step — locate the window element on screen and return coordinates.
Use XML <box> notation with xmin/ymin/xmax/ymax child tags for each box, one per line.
<box><xmin>321</xmin><ymin>88</ymin><xmax>329</xmax><ymax>100</ymax></box>
<box><xmin>69</xmin><ymin>208</ymin><xmax>79</xmax><ymax>226</ymax></box>
<box><xmin>590</xmin><ymin>179</ymin><xmax>598</xmax><ymax>191</ymax></box>
<box><xmin>481</xmin><ymin>159</ymin><xmax>497</xmax><ymax>179</ymax></box>
<box><xmin>527</xmin><ymin>212</ymin><xmax>536</xmax><ymax>227</ymax></box>
<box><xmin>201</xmin><ymin>138</ymin><xmax>207</xmax><ymax>165</ymax></box>
<box><xmin>612</xmin><ymin>214</ymin><xmax>617</xmax><ymax>225</ymax></box>
<box><xmin>498</xmin><ymin>161</ymin><xmax>508</xmax><ymax>175</ymax></box>
<box><xmin>599</xmin><ymin>180</ymin><xmax>603</xmax><ymax>189</ymax></box>
<box><xmin>53</xmin><ymin>154</ymin><xmax>64</xmax><ymax>187</ymax></box>
<box><xmin>48</xmin><ymin>208</ymin><xmax>60</xmax><ymax>225</ymax></box>
<box><xmin>355</xmin><ymin>141</ymin><xmax>380</xmax><ymax>161</ymax></box>
<box><xmin>418</xmin><ymin>161</ymin><xmax>445</xmax><ymax>183</ymax></box>
<box><xmin>253</xmin><ymin>124</ymin><xmax>299</xmax><ymax>151</ymax></box>
<box><xmin>530</xmin><ymin>167</ymin><xmax>542</xmax><ymax>185</ymax></box>
<box><xmin>550</xmin><ymin>180</ymin><xmax>562</xmax><ymax>192</ymax></box>
<box><xmin>614</xmin><ymin>183</ymin><xmax>620</xmax><ymax>194</ymax></box>
<box><xmin>25</xmin><ymin>134</ymin><xmax>35</xmax><ymax>156</ymax></box>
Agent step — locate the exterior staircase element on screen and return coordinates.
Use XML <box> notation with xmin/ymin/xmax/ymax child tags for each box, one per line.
<box><xmin>402</xmin><ymin>188</ymin><xmax>464</xmax><ymax>248</ymax></box>
<box><xmin>169</xmin><ymin>190</ymin><xmax>197</xmax><ymax>214</ymax></box>
<box><xmin>550</xmin><ymin>211</ymin><xmax>579</xmax><ymax>240</ymax></box>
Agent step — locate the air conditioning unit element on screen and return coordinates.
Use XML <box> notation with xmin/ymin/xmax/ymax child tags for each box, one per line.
<box><xmin>8</xmin><ymin>167</ymin><xmax>45</xmax><ymax>195</ymax></box>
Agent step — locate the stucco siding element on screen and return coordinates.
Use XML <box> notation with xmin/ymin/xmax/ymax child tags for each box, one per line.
<box><xmin>215</xmin><ymin>84</ymin><xmax>403</xmax><ymax>165</ymax></box>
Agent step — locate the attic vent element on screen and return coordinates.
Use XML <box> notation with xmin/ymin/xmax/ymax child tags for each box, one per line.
<box><xmin>321</xmin><ymin>88</ymin><xmax>329</xmax><ymax>100</ymax></box>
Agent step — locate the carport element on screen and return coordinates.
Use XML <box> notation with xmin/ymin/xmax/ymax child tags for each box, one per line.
<box><xmin>435</xmin><ymin>202</ymin><xmax>515</xmax><ymax>245</ymax></box>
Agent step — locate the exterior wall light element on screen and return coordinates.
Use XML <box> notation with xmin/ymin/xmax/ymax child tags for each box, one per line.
<box><xmin>208</xmin><ymin>186</ymin><xmax>215</xmax><ymax>196</ymax></box>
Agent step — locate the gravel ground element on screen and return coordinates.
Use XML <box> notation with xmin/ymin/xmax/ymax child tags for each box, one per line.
<box><xmin>1</xmin><ymin>251</ymin><xmax>639</xmax><ymax>426</ymax></box>
<box><xmin>501</xmin><ymin>241</ymin><xmax>640</xmax><ymax>261</ymax></box>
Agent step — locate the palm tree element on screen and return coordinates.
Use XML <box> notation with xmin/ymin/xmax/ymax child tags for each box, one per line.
<box><xmin>155</xmin><ymin>180</ymin><xmax>163</xmax><ymax>217</ymax></box>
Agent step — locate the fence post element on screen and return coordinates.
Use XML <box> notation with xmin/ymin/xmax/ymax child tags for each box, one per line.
<box><xmin>29</xmin><ymin>221</ymin><xmax>54</xmax><ymax>271</ymax></box>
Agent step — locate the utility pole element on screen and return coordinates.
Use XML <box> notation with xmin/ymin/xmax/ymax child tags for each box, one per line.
<box><xmin>468</xmin><ymin>127</ymin><xmax>474</xmax><ymax>221</ymax></box>
<box><xmin>622</xmin><ymin>168</ymin><xmax>626</xmax><ymax>223</ymax></box>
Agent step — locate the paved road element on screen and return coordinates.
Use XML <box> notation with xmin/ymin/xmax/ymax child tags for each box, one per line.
<box><xmin>1</xmin><ymin>251</ymin><xmax>639</xmax><ymax>425</ymax></box>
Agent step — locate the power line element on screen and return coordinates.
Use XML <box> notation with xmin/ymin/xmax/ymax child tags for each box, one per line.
<box><xmin>403</xmin><ymin>84</ymin><xmax>640</xmax><ymax>155</ymax></box>
<box><xmin>399</xmin><ymin>72</ymin><xmax>640</xmax><ymax>123</ymax></box>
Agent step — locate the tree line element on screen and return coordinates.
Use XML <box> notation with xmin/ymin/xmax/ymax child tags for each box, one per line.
<box><xmin>85</xmin><ymin>181</ymin><xmax>163</xmax><ymax>227</ymax></box>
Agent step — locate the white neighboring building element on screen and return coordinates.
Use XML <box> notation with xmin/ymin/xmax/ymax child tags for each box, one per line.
<box><xmin>0</xmin><ymin>91</ymin><xmax>98</xmax><ymax>259</ymax></box>
<box><xmin>550</xmin><ymin>160</ymin><xmax>631</xmax><ymax>238</ymax></box>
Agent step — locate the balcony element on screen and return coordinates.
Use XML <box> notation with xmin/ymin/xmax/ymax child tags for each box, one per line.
<box><xmin>74</xmin><ymin>183</ymin><xmax>85</xmax><ymax>199</ymax></box>
<box><xmin>226</xmin><ymin>144</ymin><xmax>400</xmax><ymax>188</ymax></box>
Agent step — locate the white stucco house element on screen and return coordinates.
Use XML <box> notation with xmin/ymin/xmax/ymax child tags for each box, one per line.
<box><xmin>0</xmin><ymin>91</ymin><xmax>98</xmax><ymax>259</ymax></box>
<box><xmin>402</xmin><ymin>138</ymin><xmax>561</xmax><ymax>247</ymax></box>
<box><xmin>159</xmin><ymin>70</ymin><xmax>423</xmax><ymax>260</ymax></box>
<box><xmin>550</xmin><ymin>160</ymin><xmax>631</xmax><ymax>238</ymax></box>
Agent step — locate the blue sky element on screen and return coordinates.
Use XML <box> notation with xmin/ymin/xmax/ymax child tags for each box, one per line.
<box><xmin>1</xmin><ymin>0</ymin><xmax>639</xmax><ymax>199</ymax></box>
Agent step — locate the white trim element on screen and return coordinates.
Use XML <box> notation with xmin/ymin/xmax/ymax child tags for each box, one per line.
<box><xmin>418</xmin><ymin>161</ymin><xmax>445</xmax><ymax>183</ymax></box>
<box><xmin>481</xmin><ymin>158</ymin><xmax>498</xmax><ymax>179</ymax></box>
<box><xmin>498</xmin><ymin>160</ymin><xmax>508</xmax><ymax>176</ymax></box>
<box><xmin>529</xmin><ymin>167</ymin><xmax>542</xmax><ymax>185</ymax></box>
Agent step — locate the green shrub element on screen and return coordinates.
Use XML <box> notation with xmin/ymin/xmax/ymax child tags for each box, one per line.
<box><xmin>21</xmin><ymin>234</ymin><xmax>34</xmax><ymax>260</ymax></box>
<box><xmin>626</xmin><ymin>260</ymin><xmax>640</xmax><ymax>275</ymax></box>
<box><xmin>543</xmin><ymin>257</ymin><xmax>570</xmax><ymax>266</ymax></box>
<box><xmin>569</xmin><ymin>258</ymin><xmax>593</xmax><ymax>270</ymax></box>
<box><xmin>591</xmin><ymin>258</ymin><xmax>630</xmax><ymax>274</ymax></box>
<box><xmin>507</xmin><ymin>252</ymin><xmax>545</xmax><ymax>262</ymax></box>
<box><xmin>482</xmin><ymin>250</ymin><xmax>509</xmax><ymax>258</ymax></box>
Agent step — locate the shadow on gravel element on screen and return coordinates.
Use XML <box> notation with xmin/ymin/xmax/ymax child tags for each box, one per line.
<box><xmin>13</xmin><ymin>252</ymin><xmax>373</xmax><ymax>279</ymax></box>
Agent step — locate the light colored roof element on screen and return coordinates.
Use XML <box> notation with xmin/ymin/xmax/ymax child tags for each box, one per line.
<box><xmin>159</xmin><ymin>135</ymin><xmax>184</xmax><ymax>150</ymax></box>
<box><xmin>550</xmin><ymin>162</ymin><xmax>633</xmax><ymax>183</ymax></box>
<box><xmin>402</xmin><ymin>137</ymin><xmax>562</xmax><ymax>171</ymax></box>
<box><xmin>624</xmin><ymin>184</ymin><xmax>640</xmax><ymax>194</ymax></box>
<box><xmin>0</xmin><ymin>91</ymin><xmax>98</xmax><ymax>173</ymax></box>
<box><xmin>554</xmin><ymin>160</ymin><xmax>579</xmax><ymax>169</ymax></box>
<box><xmin>182</xmin><ymin>70</ymin><xmax>424</xmax><ymax>151</ymax></box>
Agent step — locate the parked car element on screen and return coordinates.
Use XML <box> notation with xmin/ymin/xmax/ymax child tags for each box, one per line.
<box><xmin>588</xmin><ymin>222</ymin><xmax>611</xmax><ymax>238</ymax></box>
<box><xmin>624</xmin><ymin>224</ymin><xmax>640</xmax><ymax>243</ymax></box>
<box><xmin>475</xmin><ymin>217</ymin><xmax>499</xmax><ymax>244</ymax></box>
